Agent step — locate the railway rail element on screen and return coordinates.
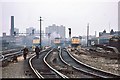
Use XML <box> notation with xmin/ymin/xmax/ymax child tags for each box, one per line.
<box><xmin>29</xmin><ymin>47</ymin><xmax>120</xmax><ymax>78</ymax></box>
<box><xmin>29</xmin><ymin>48</ymin><xmax>68</xmax><ymax>78</ymax></box>
<box><xmin>1</xmin><ymin>48</ymin><xmax>23</xmax><ymax>59</ymax></box>
<box><xmin>85</xmin><ymin>47</ymin><xmax>119</xmax><ymax>59</ymax></box>
<box><xmin>59</xmin><ymin>48</ymin><xmax>104</xmax><ymax>78</ymax></box>
<box><xmin>2</xmin><ymin>47</ymin><xmax>119</xmax><ymax>78</ymax></box>
<box><xmin>65</xmin><ymin>48</ymin><xmax>120</xmax><ymax>78</ymax></box>
<box><xmin>1</xmin><ymin>48</ymin><xmax>23</xmax><ymax>55</ymax></box>
<box><xmin>0</xmin><ymin>49</ymin><xmax>23</xmax><ymax>67</ymax></box>
<box><xmin>46</xmin><ymin>48</ymin><xmax>97</xmax><ymax>78</ymax></box>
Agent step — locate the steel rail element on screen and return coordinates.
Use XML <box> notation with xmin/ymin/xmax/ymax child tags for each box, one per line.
<box><xmin>66</xmin><ymin>48</ymin><xmax>120</xmax><ymax>78</ymax></box>
<box><xmin>59</xmin><ymin>48</ymin><xmax>103</xmax><ymax>78</ymax></box>
<box><xmin>29</xmin><ymin>48</ymin><xmax>50</xmax><ymax>79</ymax></box>
<box><xmin>43</xmin><ymin>48</ymin><xmax>69</xmax><ymax>78</ymax></box>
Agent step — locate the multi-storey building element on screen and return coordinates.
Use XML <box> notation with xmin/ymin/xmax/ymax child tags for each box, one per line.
<box><xmin>45</xmin><ymin>24</ymin><xmax>65</xmax><ymax>39</ymax></box>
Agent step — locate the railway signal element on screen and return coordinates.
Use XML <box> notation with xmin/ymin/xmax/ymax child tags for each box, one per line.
<box><xmin>68</xmin><ymin>28</ymin><xmax>71</xmax><ymax>38</ymax></box>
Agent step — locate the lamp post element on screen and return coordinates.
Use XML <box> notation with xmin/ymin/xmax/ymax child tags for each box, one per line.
<box><xmin>39</xmin><ymin>17</ymin><xmax>42</xmax><ymax>49</ymax></box>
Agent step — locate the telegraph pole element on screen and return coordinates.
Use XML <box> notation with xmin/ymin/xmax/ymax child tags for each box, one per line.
<box><xmin>39</xmin><ymin>17</ymin><xmax>42</xmax><ymax>49</ymax></box>
<box><xmin>87</xmin><ymin>23</ymin><xmax>89</xmax><ymax>47</ymax></box>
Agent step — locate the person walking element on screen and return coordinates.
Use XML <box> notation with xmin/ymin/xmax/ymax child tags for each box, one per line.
<box><xmin>35</xmin><ymin>46</ymin><xmax>40</xmax><ymax>59</ymax></box>
<box><xmin>23</xmin><ymin>47</ymin><xmax>29</xmax><ymax>60</ymax></box>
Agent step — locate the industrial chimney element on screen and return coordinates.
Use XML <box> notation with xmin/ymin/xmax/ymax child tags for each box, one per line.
<box><xmin>10</xmin><ymin>16</ymin><xmax>14</xmax><ymax>36</ymax></box>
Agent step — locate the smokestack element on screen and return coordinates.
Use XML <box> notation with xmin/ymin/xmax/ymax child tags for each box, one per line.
<box><xmin>10</xmin><ymin>16</ymin><xmax>14</xmax><ymax>36</ymax></box>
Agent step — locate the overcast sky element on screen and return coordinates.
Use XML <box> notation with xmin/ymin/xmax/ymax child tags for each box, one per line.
<box><xmin>0</xmin><ymin>0</ymin><xmax>119</xmax><ymax>37</ymax></box>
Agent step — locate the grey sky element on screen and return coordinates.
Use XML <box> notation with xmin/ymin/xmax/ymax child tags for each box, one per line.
<box><xmin>0</xmin><ymin>0</ymin><xmax>119</xmax><ymax>37</ymax></box>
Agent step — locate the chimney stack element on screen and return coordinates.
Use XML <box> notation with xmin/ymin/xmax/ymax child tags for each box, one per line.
<box><xmin>10</xmin><ymin>16</ymin><xmax>14</xmax><ymax>36</ymax></box>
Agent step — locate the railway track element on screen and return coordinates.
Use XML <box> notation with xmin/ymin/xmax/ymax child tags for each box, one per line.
<box><xmin>83</xmin><ymin>47</ymin><xmax>119</xmax><ymax>59</ymax></box>
<box><xmin>1</xmin><ymin>49</ymin><xmax>22</xmax><ymax>55</ymax></box>
<box><xmin>0</xmin><ymin>49</ymin><xmax>22</xmax><ymax>67</ymax></box>
<box><xmin>63</xmin><ymin>48</ymin><xmax>120</xmax><ymax>78</ymax></box>
<box><xmin>46</xmin><ymin>48</ymin><xmax>97</xmax><ymax>78</ymax></box>
<box><xmin>1</xmin><ymin>48</ymin><xmax>23</xmax><ymax>60</ymax></box>
<box><xmin>29</xmin><ymin>48</ymin><xmax>67</xmax><ymax>78</ymax></box>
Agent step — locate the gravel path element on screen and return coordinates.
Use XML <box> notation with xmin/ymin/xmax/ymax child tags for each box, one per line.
<box><xmin>2</xmin><ymin>53</ymin><xmax>36</xmax><ymax>78</ymax></box>
<box><xmin>68</xmin><ymin>48</ymin><xmax>120</xmax><ymax>75</ymax></box>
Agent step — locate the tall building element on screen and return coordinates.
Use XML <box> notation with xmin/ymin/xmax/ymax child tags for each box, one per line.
<box><xmin>45</xmin><ymin>24</ymin><xmax>66</xmax><ymax>38</ymax></box>
<box><xmin>59</xmin><ymin>25</ymin><xmax>65</xmax><ymax>38</ymax></box>
<box><xmin>10</xmin><ymin>16</ymin><xmax>14</xmax><ymax>36</ymax></box>
<box><xmin>118</xmin><ymin>1</ymin><xmax>120</xmax><ymax>31</ymax></box>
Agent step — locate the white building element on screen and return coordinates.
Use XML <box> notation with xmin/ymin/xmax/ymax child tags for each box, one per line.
<box><xmin>45</xmin><ymin>24</ymin><xmax>66</xmax><ymax>39</ymax></box>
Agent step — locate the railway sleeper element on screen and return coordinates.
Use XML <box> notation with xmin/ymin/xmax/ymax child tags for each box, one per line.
<box><xmin>40</xmin><ymin>73</ymin><xmax>56</xmax><ymax>75</ymax></box>
<box><xmin>58</xmin><ymin>68</ymin><xmax>74</xmax><ymax>74</ymax></box>
<box><xmin>38</xmin><ymin>69</ymin><xmax>51</xmax><ymax>72</ymax></box>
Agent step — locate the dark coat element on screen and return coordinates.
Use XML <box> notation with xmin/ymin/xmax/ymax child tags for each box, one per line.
<box><xmin>35</xmin><ymin>47</ymin><xmax>40</xmax><ymax>53</ymax></box>
<box><xmin>23</xmin><ymin>48</ymin><xmax>29</xmax><ymax>55</ymax></box>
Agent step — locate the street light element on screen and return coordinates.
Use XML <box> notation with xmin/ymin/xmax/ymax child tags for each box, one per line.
<box><xmin>38</xmin><ymin>17</ymin><xmax>42</xmax><ymax>49</ymax></box>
